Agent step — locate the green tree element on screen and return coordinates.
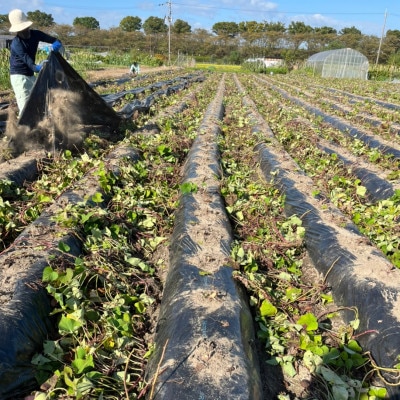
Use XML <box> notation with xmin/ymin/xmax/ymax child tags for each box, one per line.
<box><xmin>0</xmin><ymin>14</ymin><xmax>8</xmax><ymax>33</ymax></box>
<box><xmin>287</xmin><ymin>21</ymin><xmax>313</xmax><ymax>35</ymax></box>
<box><xmin>143</xmin><ymin>16</ymin><xmax>167</xmax><ymax>34</ymax></box>
<box><xmin>359</xmin><ymin>34</ymin><xmax>380</xmax><ymax>62</ymax></box>
<box><xmin>387</xmin><ymin>52</ymin><xmax>400</xmax><ymax>66</ymax></box>
<box><xmin>238</xmin><ymin>21</ymin><xmax>267</xmax><ymax>33</ymax></box>
<box><xmin>287</xmin><ymin>21</ymin><xmax>314</xmax><ymax>50</ymax></box>
<box><xmin>386</xmin><ymin>30</ymin><xmax>400</xmax><ymax>54</ymax></box>
<box><xmin>387</xmin><ymin>29</ymin><xmax>400</xmax><ymax>40</ymax></box>
<box><xmin>339</xmin><ymin>26</ymin><xmax>362</xmax><ymax>49</ymax></box>
<box><xmin>238</xmin><ymin>21</ymin><xmax>268</xmax><ymax>54</ymax></box>
<box><xmin>309</xmin><ymin>26</ymin><xmax>338</xmax><ymax>52</ymax></box>
<box><xmin>265</xmin><ymin>21</ymin><xmax>286</xmax><ymax>33</ymax></box>
<box><xmin>73</xmin><ymin>16</ymin><xmax>100</xmax><ymax>30</ymax></box>
<box><xmin>340</xmin><ymin>26</ymin><xmax>362</xmax><ymax>36</ymax></box>
<box><xmin>228</xmin><ymin>50</ymin><xmax>241</xmax><ymax>64</ymax></box>
<box><xmin>173</xmin><ymin>19</ymin><xmax>191</xmax><ymax>34</ymax></box>
<box><xmin>212</xmin><ymin>22</ymin><xmax>239</xmax><ymax>37</ymax></box>
<box><xmin>314</xmin><ymin>26</ymin><xmax>337</xmax><ymax>35</ymax></box>
<box><xmin>27</xmin><ymin>10</ymin><xmax>54</xmax><ymax>27</ymax></box>
<box><xmin>189</xmin><ymin>28</ymin><xmax>214</xmax><ymax>57</ymax></box>
<box><xmin>52</xmin><ymin>24</ymin><xmax>74</xmax><ymax>43</ymax></box>
<box><xmin>120</xmin><ymin>16</ymin><xmax>141</xmax><ymax>32</ymax></box>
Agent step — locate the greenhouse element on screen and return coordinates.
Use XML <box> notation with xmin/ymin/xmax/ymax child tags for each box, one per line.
<box><xmin>306</xmin><ymin>48</ymin><xmax>369</xmax><ymax>80</ymax></box>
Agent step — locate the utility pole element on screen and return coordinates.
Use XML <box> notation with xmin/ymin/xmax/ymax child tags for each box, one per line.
<box><xmin>159</xmin><ymin>0</ymin><xmax>172</xmax><ymax>65</ymax></box>
<box><xmin>375</xmin><ymin>9</ymin><xmax>387</xmax><ymax>66</ymax></box>
<box><xmin>167</xmin><ymin>0</ymin><xmax>172</xmax><ymax>65</ymax></box>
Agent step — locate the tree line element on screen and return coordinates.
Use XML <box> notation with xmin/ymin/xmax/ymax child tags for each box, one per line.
<box><xmin>1</xmin><ymin>10</ymin><xmax>400</xmax><ymax>66</ymax></box>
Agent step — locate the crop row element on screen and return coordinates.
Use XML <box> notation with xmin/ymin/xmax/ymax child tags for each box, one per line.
<box><xmin>238</xmin><ymin>75</ymin><xmax>400</xmax><ymax>269</ymax></box>
<box><xmin>0</xmin><ymin>70</ymin><xmax>225</xmax><ymax>399</ymax></box>
<box><xmin>0</xmin><ymin>70</ymin><xmax>399</xmax><ymax>399</ymax></box>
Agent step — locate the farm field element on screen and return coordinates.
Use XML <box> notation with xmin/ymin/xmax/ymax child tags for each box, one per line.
<box><xmin>0</xmin><ymin>66</ymin><xmax>399</xmax><ymax>400</ymax></box>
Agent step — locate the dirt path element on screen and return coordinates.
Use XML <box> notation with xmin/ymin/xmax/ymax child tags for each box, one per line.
<box><xmin>85</xmin><ymin>65</ymin><xmax>178</xmax><ymax>81</ymax></box>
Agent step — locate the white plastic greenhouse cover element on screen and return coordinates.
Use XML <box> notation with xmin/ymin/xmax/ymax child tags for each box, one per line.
<box><xmin>306</xmin><ymin>48</ymin><xmax>369</xmax><ymax>79</ymax></box>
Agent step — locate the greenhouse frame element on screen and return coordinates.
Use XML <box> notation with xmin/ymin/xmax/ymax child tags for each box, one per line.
<box><xmin>306</xmin><ymin>48</ymin><xmax>369</xmax><ymax>80</ymax></box>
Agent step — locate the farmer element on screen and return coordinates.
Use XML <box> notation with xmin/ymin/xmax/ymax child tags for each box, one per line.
<box><xmin>129</xmin><ymin>61</ymin><xmax>140</xmax><ymax>77</ymax></box>
<box><xmin>8</xmin><ymin>9</ymin><xmax>62</xmax><ymax>112</ymax></box>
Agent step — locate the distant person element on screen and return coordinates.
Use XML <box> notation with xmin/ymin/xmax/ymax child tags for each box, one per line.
<box><xmin>129</xmin><ymin>61</ymin><xmax>140</xmax><ymax>77</ymax></box>
<box><xmin>8</xmin><ymin>9</ymin><xmax>62</xmax><ymax>112</ymax></box>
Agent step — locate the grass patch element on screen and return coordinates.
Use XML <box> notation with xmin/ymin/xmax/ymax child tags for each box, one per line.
<box><xmin>192</xmin><ymin>63</ymin><xmax>243</xmax><ymax>73</ymax></box>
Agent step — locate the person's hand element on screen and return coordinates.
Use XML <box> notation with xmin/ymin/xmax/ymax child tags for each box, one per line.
<box><xmin>34</xmin><ymin>60</ymin><xmax>48</xmax><ymax>73</ymax></box>
<box><xmin>51</xmin><ymin>40</ymin><xmax>62</xmax><ymax>52</ymax></box>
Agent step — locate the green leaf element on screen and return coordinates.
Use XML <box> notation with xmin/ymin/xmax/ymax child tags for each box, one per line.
<box><xmin>33</xmin><ymin>394</ymin><xmax>47</xmax><ymax>400</ymax></box>
<box><xmin>282</xmin><ymin>360</ymin><xmax>297</xmax><ymax>377</ymax></box>
<box><xmin>235</xmin><ymin>210</ymin><xmax>244</xmax><ymax>221</ymax></box>
<box><xmin>80</xmin><ymin>211</ymin><xmax>95</xmax><ymax>224</ymax></box>
<box><xmin>42</xmin><ymin>266</ymin><xmax>59</xmax><ymax>282</ymax></box>
<box><xmin>356</xmin><ymin>185</ymin><xmax>367</xmax><ymax>197</ymax></box>
<box><xmin>141</xmin><ymin>217</ymin><xmax>155</xmax><ymax>228</ymax></box>
<box><xmin>31</xmin><ymin>353</ymin><xmax>52</xmax><ymax>366</ymax></box>
<box><xmin>38</xmin><ymin>194</ymin><xmax>52</xmax><ymax>203</ymax></box>
<box><xmin>76</xmin><ymin>347</ymin><xmax>86</xmax><ymax>359</ymax></box>
<box><xmin>297</xmin><ymin>312</ymin><xmax>318</xmax><ymax>331</ymax></box>
<box><xmin>91</xmin><ymin>192</ymin><xmax>104</xmax><ymax>203</ymax></box>
<box><xmin>58</xmin><ymin>241</ymin><xmax>71</xmax><ymax>253</ymax></box>
<box><xmin>62</xmin><ymin>365</ymin><xmax>76</xmax><ymax>389</ymax></box>
<box><xmin>59</xmin><ymin>315</ymin><xmax>83</xmax><ymax>333</ymax></box>
<box><xmin>352</xmin><ymin>212</ymin><xmax>361</xmax><ymax>224</ymax></box>
<box><xmin>278</xmin><ymin>272</ymin><xmax>292</xmax><ymax>281</ymax></box>
<box><xmin>345</xmin><ymin>339</ymin><xmax>362</xmax><ymax>354</ymax></box>
<box><xmin>134</xmin><ymin>301</ymin><xmax>146</xmax><ymax>314</ymax></box>
<box><xmin>58</xmin><ymin>268</ymin><xmax>74</xmax><ymax>284</ymax></box>
<box><xmin>85</xmin><ymin>371</ymin><xmax>103</xmax><ymax>380</ymax></box>
<box><xmin>85</xmin><ymin>310</ymin><xmax>100</xmax><ymax>322</ymax></box>
<box><xmin>303</xmin><ymin>350</ymin><xmax>323</xmax><ymax>373</ymax></box>
<box><xmin>259</xmin><ymin>300</ymin><xmax>277</xmax><ymax>317</ymax></box>
<box><xmin>180</xmin><ymin>182</ymin><xmax>198</xmax><ymax>194</ymax></box>
<box><xmin>318</xmin><ymin>366</ymin><xmax>346</xmax><ymax>386</ymax></box>
<box><xmin>72</xmin><ymin>353</ymin><xmax>94</xmax><ymax>374</ymax></box>
<box><xmin>368</xmin><ymin>386</ymin><xmax>387</xmax><ymax>397</ymax></box>
<box><xmin>321</xmin><ymin>293</ymin><xmax>333</xmax><ymax>304</ymax></box>
<box><xmin>332</xmin><ymin>384</ymin><xmax>349</xmax><ymax>400</ymax></box>
<box><xmin>148</xmin><ymin>236</ymin><xmax>166</xmax><ymax>250</ymax></box>
<box><xmin>126</xmin><ymin>257</ymin><xmax>143</xmax><ymax>266</ymax></box>
<box><xmin>312</xmin><ymin>189</ymin><xmax>320</xmax><ymax>197</ymax></box>
<box><xmin>285</xmin><ymin>287</ymin><xmax>302</xmax><ymax>301</ymax></box>
<box><xmin>349</xmin><ymin>318</ymin><xmax>360</xmax><ymax>330</ymax></box>
<box><xmin>226</xmin><ymin>206</ymin><xmax>233</xmax><ymax>214</ymax></box>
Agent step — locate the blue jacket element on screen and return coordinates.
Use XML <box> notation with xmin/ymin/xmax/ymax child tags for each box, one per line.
<box><xmin>10</xmin><ymin>29</ymin><xmax>57</xmax><ymax>76</ymax></box>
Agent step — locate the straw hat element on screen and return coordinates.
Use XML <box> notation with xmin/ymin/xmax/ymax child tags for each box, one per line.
<box><xmin>9</xmin><ymin>9</ymin><xmax>33</xmax><ymax>33</ymax></box>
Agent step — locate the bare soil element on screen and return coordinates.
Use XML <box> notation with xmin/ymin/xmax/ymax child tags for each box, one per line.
<box><xmin>85</xmin><ymin>65</ymin><xmax>176</xmax><ymax>81</ymax></box>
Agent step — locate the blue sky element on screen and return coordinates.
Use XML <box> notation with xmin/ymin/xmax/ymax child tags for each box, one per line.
<box><xmin>2</xmin><ymin>0</ymin><xmax>399</xmax><ymax>36</ymax></box>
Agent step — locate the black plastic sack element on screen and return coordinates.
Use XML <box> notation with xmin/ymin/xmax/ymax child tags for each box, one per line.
<box><xmin>18</xmin><ymin>52</ymin><xmax>121</xmax><ymax>131</ymax></box>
